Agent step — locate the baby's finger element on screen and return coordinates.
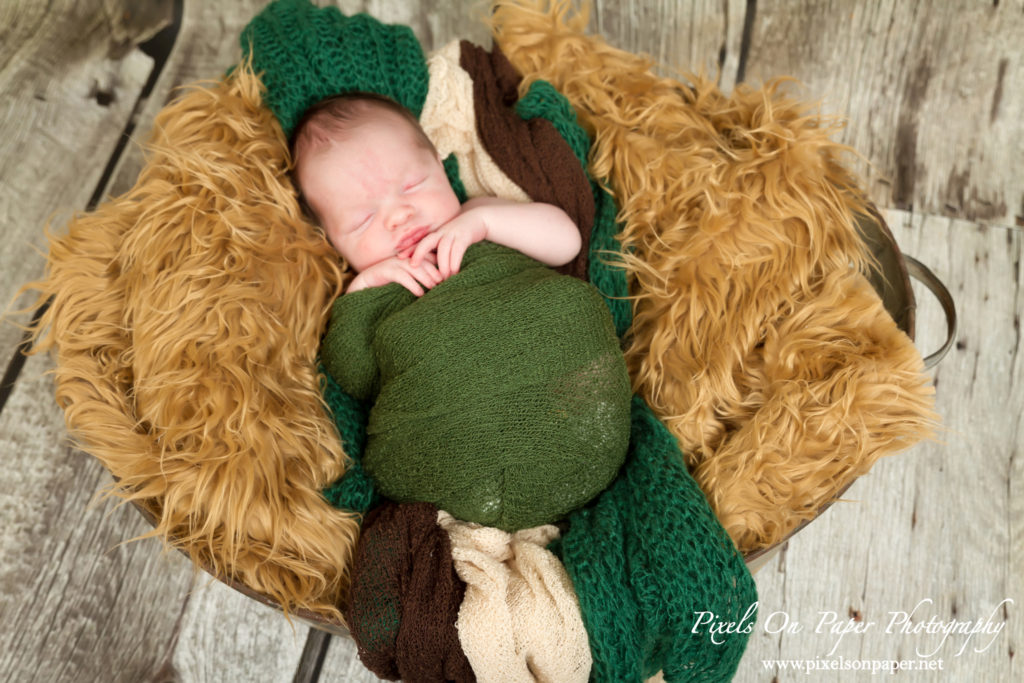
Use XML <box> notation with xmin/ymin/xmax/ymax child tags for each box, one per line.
<box><xmin>448</xmin><ymin>240</ymin><xmax>468</xmax><ymax>276</ymax></box>
<box><xmin>445</xmin><ymin>235</ymin><xmax>472</xmax><ymax>278</ymax></box>
<box><xmin>394</xmin><ymin>270</ymin><xmax>425</xmax><ymax>297</ymax></box>
<box><xmin>438</xmin><ymin>233</ymin><xmax>460</xmax><ymax>278</ymax></box>
<box><xmin>428</xmin><ymin>260</ymin><xmax>443</xmax><ymax>285</ymax></box>
<box><xmin>409</xmin><ymin>232</ymin><xmax>441</xmax><ymax>267</ymax></box>
<box><xmin>415</xmin><ymin>260</ymin><xmax>442</xmax><ymax>288</ymax></box>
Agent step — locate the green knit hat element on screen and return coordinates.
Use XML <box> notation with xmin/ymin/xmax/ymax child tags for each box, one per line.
<box><xmin>240</xmin><ymin>0</ymin><xmax>429</xmax><ymax>139</ymax></box>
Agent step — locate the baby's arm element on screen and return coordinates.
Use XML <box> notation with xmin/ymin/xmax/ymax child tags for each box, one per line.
<box><xmin>408</xmin><ymin>198</ymin><xmax>581</xmax><ymax>277</ymax></box>
<box><xmin>322</xmin><ymin>285</ymin><xmax>410</xmax><ymax>400</ymax></box>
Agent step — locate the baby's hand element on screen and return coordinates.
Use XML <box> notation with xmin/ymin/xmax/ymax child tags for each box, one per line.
<box><xmin>406</xmin><ymin>204</ymin><xmax>488</xmax><ymax>278</ymax></box>
<box><xmin>347</xmin><ymin>254</ymin><xmax>443</xmax><ymax>297</ymax></box>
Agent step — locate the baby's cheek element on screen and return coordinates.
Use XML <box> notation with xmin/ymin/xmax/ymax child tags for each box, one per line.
<box><xmin>324</xmin><ymin>230</ymin><xmax>344</xmax><ymax>257</ymax></box>
<box><xmin>337</xmin><ymin>235</ymin><xmax>370</xmax><ymax>271</ymax></box>
<box><xmin>439</xmin><ymin>193</ymin><xmax>462</xmax><ymax>223</ymax></box>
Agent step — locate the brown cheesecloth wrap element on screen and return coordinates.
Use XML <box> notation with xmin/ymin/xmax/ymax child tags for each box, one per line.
<box><xmin>344</xmin><ymin>502</ymin><xmax>475</xmax><ymax>682</ymax></box>
<box><xmin>457</xmin><ymin>40</ymin><xmax>594</xmax><ymax>281</ymax></box>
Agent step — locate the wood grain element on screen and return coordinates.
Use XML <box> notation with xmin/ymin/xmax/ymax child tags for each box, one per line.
<box><xmin>169</xmin><ymin>578</ymin><xmax>312</xmax><ymax>682</ymax></box>
<box><xmin>590</xmin><ymin>0</ymin><xmax>749</xmax><ymax>91</ymax></box>
<box><xmin>0</xmin><ymin>0</ymin><xmax>171</xmax><ymax>367</ymax></box>
<box><xmin>742</xmin><ymin>0</ymin><xmax>1024</xmax><ymax>228</ymax></box>
<box><xmin>0</xmin><ymin>7</ymin><xmax>190</xmax><ymax>679</ymax></box>
<box><xmin>0</xmin><ymin>353</ymin><xmax>195</xmax><ymax>683</ymax></box>
<box><xmin>319</xmin><ymin>635</ymin><xmax>390</xmax><ymax>682</ymax></box>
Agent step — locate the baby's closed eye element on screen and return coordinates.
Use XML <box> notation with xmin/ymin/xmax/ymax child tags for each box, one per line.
<box><xmin>351</xmin><ymin>213</ymin><xmax>375</xmax><ymax>231</ymax></box>
<box><xmin>402</xmin><ymin>177</ymin><xmax>426</xmax><ymax>192</ymax></box>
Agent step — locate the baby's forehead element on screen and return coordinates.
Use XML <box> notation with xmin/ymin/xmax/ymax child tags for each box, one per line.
<box><xmin>297</xmin><ymin>102</ymin><xmax>401</xmax><ymax>149</ymax></box>
<box><xmin>339</xmin><ymin>123</ymin><xmax>432</xmax><ymax>169</ymax></box>
<box><xmin>327</xmin><ymin>113</ymin><xmax>427</xmax><ymax>157</ymax></box>
<box><xmin>310</xmin><ymin>129</ymin><xmax>431</xmax><ymax>197</ymax></box>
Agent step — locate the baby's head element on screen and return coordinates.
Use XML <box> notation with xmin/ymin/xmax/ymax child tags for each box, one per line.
<box><xmin>290</xmin><ymin>94</ymin><xmax>461</xmax><ymax>272</ymax></box>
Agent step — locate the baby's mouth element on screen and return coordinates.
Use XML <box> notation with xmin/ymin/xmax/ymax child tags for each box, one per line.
<box><xmin>396</xmin><ymin>226</ymin><xmax>430</xmax><ymax>252</ymax></box>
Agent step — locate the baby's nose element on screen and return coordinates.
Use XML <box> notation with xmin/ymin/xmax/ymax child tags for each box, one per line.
<box><xmin>387</xmin><ymin>205</ymin><xmax>414</xmax><ymax>229</ymax></box>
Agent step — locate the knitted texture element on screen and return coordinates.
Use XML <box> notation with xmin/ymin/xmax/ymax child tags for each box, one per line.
<box><xmin>586</xmin><ymin>175</ymin><xmax>632</xmax><ymax>338</ymax></box>
<box><xmin>515</xmin><ymin>80</ymin><xmax>591</xmax><ymax>172</ymax></box>
<box><xmin>553</xmin><ymin>395</ymin><xmax>758</xmax><ymax>682</ymax></box>
<box><xmin>438</xmin><ymin>512</ymin><xmax>592</xmax><ymax>683</ymax></box>
<box><xmin>240</xmin><ymin>0</ymin><xmax>429</xmax><ymax>139</ymax></box>
<box><xmin>345</xmin><ymin>502</ymin><xmax>475</xmax><ymax>682</ymax></box>
<box><xmin>321</xmin><ymin>242</ymin><xmax>632</xmax><ymax>532</ymax></box>
<box><xmin>318</xmin><ymin>366</ymin><xmax>377</xmax><ymax>516</ymax></box>
<box><xmin>442</xmin><ymin>154</ymin><xmax>470</xmax><ymax>203</ymax></box>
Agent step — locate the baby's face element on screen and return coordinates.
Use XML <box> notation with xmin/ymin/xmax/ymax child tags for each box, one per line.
<box><xmin>296</xmin><ymin>111</ymin><xmax>461</xmax><ymax>272</ymax></box>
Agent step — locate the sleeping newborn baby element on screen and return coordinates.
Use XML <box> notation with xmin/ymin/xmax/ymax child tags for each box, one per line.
<box><xmin>293</xmin><ymin>93</ymin><xmax>630</xmax><ymax>531</ymax></box>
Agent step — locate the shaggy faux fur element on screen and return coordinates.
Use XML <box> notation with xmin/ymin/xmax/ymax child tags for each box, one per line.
<box><xmin>25</xmin><ymin>0</ymin><xmax>937</xmax><ymax>619</ymax></box>
<box><xmin>26</xmin><ymin>60</ymin><xmax>357</xmax><ymax>620</ymax></box>
<box><xmin>489</xmin><ymin>0</ymin><xmax>936</xmax><ymax>551</ymax></box>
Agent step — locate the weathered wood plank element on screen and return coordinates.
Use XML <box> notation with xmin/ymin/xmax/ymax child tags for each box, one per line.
<box><xmin>736</xmin><ymin>210</ymin><xmax>1021</xmax><ymax>681</ymax></box>
<box><xmin>319</xmin><ymin>635</ymin><xmax>388</xmax><ymax>682</ymax></box>
<box><xmin>27</xmin><ymin>1</ymin><xmax>318</xmax><ymax>680</ymax></box>
<box><xmin>168</xmin><ymin>579</ymin><xmax>312</xmax><ymax>682</ymax></box>
<box><xmin>0</xmin><ymin>3</ymin><xmax>191</xmax><ymax>682</ymax></box>
<box><xmin>103</xmin><ymin>0</ymin><xmax>265</xmax><ymax>199</ymax></box>
<box><xmin>345</xmin><ymin>0</ymin><xmax>493</xmax><ymax>47</ymax></box>
<box><xmin>590</xmin><ymin>0</ymin><xmax>749</xmax><ymax>92</ymax></box>
<box><xmin>0</xmin><ymin>353</ymin><xmax>196</xmax><ymax>682</ymax></box>
<box><xmin>0</xmin><ymin>0</ymin><xmax>171</xmax><ymax>370</ymax></box>
<box><xmin>741</xmin><ymin>0</ymin><xmax>1024</xmax><ymax>228</ymax></box>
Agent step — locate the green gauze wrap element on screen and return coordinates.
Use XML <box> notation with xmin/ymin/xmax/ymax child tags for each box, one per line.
<box><xmin>320</xmin><ymin>241</ymin><xmax>632</xmax><ymax>531</ymax></box>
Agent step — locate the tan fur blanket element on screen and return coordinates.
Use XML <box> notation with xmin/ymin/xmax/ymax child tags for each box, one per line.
<box><xmin>26</xmin><ymin>0</ymin><xmax>936</xmax><ymax>619</ymax></box>
<box><xmin>28</xmin><ymin>68</ymin><xmax>357</xmax><ymax>619</ymax></box>
<box><xmin>489</xmin><ymin>0</ymin><xmax>936</xmax><ymax>551</ymax></box>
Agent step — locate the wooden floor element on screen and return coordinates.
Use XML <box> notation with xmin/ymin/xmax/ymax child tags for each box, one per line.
<box><xmin>1</xmin><ymin>1</ymin><xmax>1020</xmax><ymax>681</ymax></box>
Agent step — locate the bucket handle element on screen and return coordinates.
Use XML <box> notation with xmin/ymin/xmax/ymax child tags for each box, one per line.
<box><xmin>904</xmin><ymin>255</ymin><xmax>957</xmax><ymax>369</ymax></box>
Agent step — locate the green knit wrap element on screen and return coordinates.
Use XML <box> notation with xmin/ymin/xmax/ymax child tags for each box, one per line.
<box><xmin>321</xmin><ymin>242</ymin><xmax>632</xmax><ymax>531</ymax></box>
<box><xmin>240</xmin><ymin>0</ymin><xmax>429</xmax><ymax>139</ymax></box>
<box><xmin>552</xmin><ymin>395</ymin><xmax>758</xmax><ymax>681</ymax></box>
